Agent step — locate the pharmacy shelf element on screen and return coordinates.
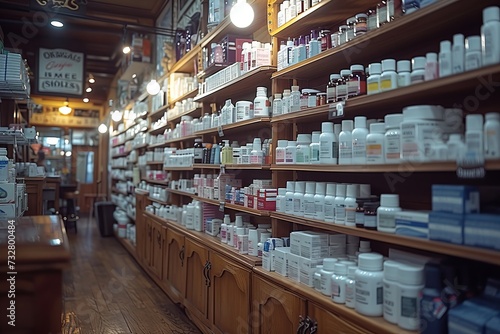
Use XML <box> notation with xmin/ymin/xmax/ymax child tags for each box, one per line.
<box><xmin>269</xmin><ymin>0</ymin><xmax>372</xmax><ymax>38</ymax></box>
<box><xmin>192</xmin><ymin>196</ymin><xmax>271</xmax><ymax>217</ymax></box>
<box><xmin>146</xmin><ymin>161</ymin><xmax>164</xmax><ymax>165</ymax></box>
<box><xmin>110</xmin><ymin>165</ymin><xmax>128</xmax><ymax>170</ymax></box>
<box><xmin>272</xmin><ymin>0</ymin><xmax>489</xmax><ymax>81</ymax></box>
<box><xmin>168</xmin><ymin>189</ymin><xmax>195</xmax><ymax>197</ymax></box>
<box><xmin>133</xmin><ymin>143</ymin><xmax>148</xmax><ymax>150</ymax></box>
<box><xmin>167</xmin><ymin>107</ymin><xmax>202</xmax><ymax>124</ymax></box>
<box><xmin>253</xmin><ymin>267</ymin><xmax>416</xmax><ymax>334</ymax></box>
<box><xmin>148</xmin><ymin>134</ymin><xmax>199</xmax><ymax>148</ymax></box>
<box><xmin>191</xmin><ymin>164</ymin><xmax>272</xmax><ymax>170</ymax></box>
<box><xmin>0</xmin><ymin>129</ymin><xmax>33</xmax><ymax>145</ymax></box>
<box><xmin>271</xmin><ymin>212</ymin><xmax>500</xmax><ymax>266</ymax></box>
<box><xmin>169</xmin><ymin>45</ymin><xmax>201</xmax><ymax>74</ymax></box>
<box><xmin>135</xmin><ymin>188</ymin><xmax>150</xmax><ymax>195</ymax></box>
<box><xmin>271</xmin><ymin>160</ymin><xmax>500</xmax><ymax>173</ymax></box>
<box><xmin>195</xmin><ymin>117</ymin><xmax>271</xmax><ymax>136</ymax></box>
<box><xmin>141</xmin><ymin>178</ymin><xmax>169</xmax><ymax>186</ymax></box>
<box><xmin>164</xmin><ymin>166</ymin><xmax>194</xmax><ymax>171</ymax></box>
<box><xmin>111</xmin><ymin>176</ymin><xmax>127</xmax><ymax>181</ymax></box>
<box><xmin>170</xmin><ymin>88</ymin><xmax>199</xmax><ymax>106</ymax></box>
<box><xmin>193</xmin><ymin>66</ymin><xmax>276</xmax><ymax>103</ymax></box>
<box><xmin>111</xmin><ymin>187</ymin><xmax>129</xmax><ymax>196</ymax></box>
<box><xmin>271</xmin><ymin>106</ymin><xmax>329</xmax><ymax>123</ymax></box>
<box><xmin>111</xmin><ymin>152</ymin><xmax>130</xmax><ymax>159</ymax></box>
<box><xmin>149</xmin><ymin>123</ymin><xmax>169</xmax><ymax>135</ymax></box>
<box><xmin>148</xmin><ymin>197</ymin><xmax>169</xmax><ymax>205</ymax></box>
<box><xmin>149</xmin><ymin>104</ymin><xmax>169</xmax><ymax>120</ymax></box>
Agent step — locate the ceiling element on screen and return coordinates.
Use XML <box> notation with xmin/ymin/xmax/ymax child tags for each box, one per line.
<box><xmin>0</xmin><ymin>0</ymin><xmax>168</xmax><ymax>105</ymax></box>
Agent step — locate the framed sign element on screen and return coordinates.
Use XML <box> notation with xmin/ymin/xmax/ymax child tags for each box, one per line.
<box><xmin>38</xmin><ymin>48</ymin><xmax>84</xmax><ymax>96</ymax></box>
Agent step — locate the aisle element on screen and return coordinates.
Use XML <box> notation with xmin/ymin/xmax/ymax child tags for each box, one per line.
<box><xmin>61</xmin><ymin>215</ymin><xmax>200</xmax><ymax>334</ymax></box>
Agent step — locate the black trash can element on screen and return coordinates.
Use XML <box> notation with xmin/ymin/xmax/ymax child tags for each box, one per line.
<box><xmin>95</xmin><ymin>202</ymin><xmax>116</xmax><ymax>237</ymax></box>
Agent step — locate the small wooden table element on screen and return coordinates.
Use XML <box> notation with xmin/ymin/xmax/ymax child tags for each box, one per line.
<box><xmin>0</xmin><ymin>215</ymin><xmax>70</xmax><ymax>333</ymax></box>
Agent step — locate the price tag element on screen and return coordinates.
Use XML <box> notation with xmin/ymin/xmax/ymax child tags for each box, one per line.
<box><xmin>219</xmin><ymin>201</ymin><xmax>225</xmax><ymax>212</ymax></box>
<box><xmin>328</xmin><ymin>101</ymin><xmax>345</xmax><ymax>119</ymax></box>
<box><xmin>218</xmin><ymin>125</ymin><xmax>224</xmax><ymax>137</ymax></box>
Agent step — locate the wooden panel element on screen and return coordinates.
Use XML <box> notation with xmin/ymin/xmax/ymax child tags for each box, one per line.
<box><xmin>210</xmin><ymin>252</ymin><xmax>252</xmax><ymax>334</ymax></box>
<box><xmin>144</xmin><ymin>217</ymin><xmax>152</xmax><ymax>268</ymax></box>
<box><xmin>164</xmin><ymin>228</ymin><xmax>186</xmax><ymax>304</ymax></box>
<box><xmin>24</xmin><ymin>178</ymin><xmax>44</xmax><ymax>216</ymax></box>
<box><xmin>252</xmin><ymin>274</ymin><xmax>306</xmax><ymax>334</ymax></box>
<box><xmin>184</xmin><ymin>238</ymin><xmax>210</xmax><ymax>325</ymax></box>
<box><xmin>308</xmin><ymin>302</ymin><xmax>369</xmax><ymax>334</ymax></box>
<box><xmin>150</xmin><ymin>219</ymin><xmax>165</xmax><ymax>280</ymax></box>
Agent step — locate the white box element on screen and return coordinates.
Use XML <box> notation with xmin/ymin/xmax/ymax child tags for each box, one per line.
<box><xmin>274</xmin><ymin>247</ymin><xmax>291</xmax><ymax>277</ymax></box>
<box><xmin>0</xmin><ymin>183</ymin><xmax>16</xmax><ymax>203</ymax></box>
<box><xmin>329</xmin><ymin>233</ymin><xmax>347</xmax><ymax>245</ymax></box>
<box><xmin>300</xmin><ymin>231</ymin><xmax>329</xmax><ymax>259</ymax></box>
<box><xmin>290</xmin><ymin>231</ymin><xmax>302</xmax><ymax>255</ymax></box>
<box><xmin>299</xmin><ymin>257</ymin><xmax>323</xmax><ymax>287</ymax></box>
<box><xmin>262</xmin><ymin>250</ymin><xmax>272</xmax><ymax>271</ymax></box>
<box><xmin>287</xmin><ymin>253</ymin><xmax>301</xmax><ymax>282</ymax></box>
<box><xmin>0</xmin><ymin>204</ymin><xmax>16</xmax><ymax>219</ymax></box>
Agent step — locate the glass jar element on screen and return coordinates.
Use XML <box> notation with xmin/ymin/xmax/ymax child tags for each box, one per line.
<box><xmin>367</xmin><ymin>8</ymin><xmax>378</xmax><ymax>31</ymax></box>
<box><xmin>320</xmin><ymin>29</ymin><xmax>332</xmax><ymax>51</ymax></box>
<box><xmin>317</xmin><ymin>93</ymin><xmax>326</xmax><ymax>106</ymax></box>
<box><xmin>346</xmin><ymin>17</ymin><xmax>356</xmax><ymax>42</ymax></box>
<box><xmin>354</xmin><ymin>13</ymin><xmax>368</xmax><ymax>36</ymax></box>
<box><xmin>338</xmin><ymin>25</ymin><xmax>348</xmax><ymax>45</ymax></box>
<box><xmin>363</xmin><ymin>201</ymin><xmax>380</xmax><ymax>230</ymax></box>
<box><xmin>377</xmin><ymin>1</ymin><xmax>389</xmax><ymax>27</ymax></box>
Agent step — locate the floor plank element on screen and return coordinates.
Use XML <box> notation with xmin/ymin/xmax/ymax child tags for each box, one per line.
<box><xmin>62</xmin><ymin>215</ymin><xmax>200</xmax><ymax>334</ymax></box>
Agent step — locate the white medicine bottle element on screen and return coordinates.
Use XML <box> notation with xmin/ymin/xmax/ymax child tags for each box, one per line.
<box><xmin>296</xmin><ymin>134</ymin><xmax>312</xmax><ymax>163</ymax></box>
<box><xmin>380</xmin><ymin>59</ymin><xmax>398</xmax><ymax>91</ymax></box>
<box><xmin>290</xmin><ymin>85</ymin><xmax>301</xmax><ymax>112</ymax></box>
<box><xmin>285</xmin><ymin>140</ymin><xmax>297</xmax><ymax>164</ymax></box>
<box><xmin>324</xmin><ymin>183</ymin><xmax>337</xmax><ymax>223</ymax></box>
<box><xmin>275</xmin><ymin>140</ymin><xmax>288</xmax><ymax>164</ymax></box>
<box><xmin>334</xmin><ymin>183</ymin><xmax>347</xmax><ymax>225</ymax></box>
<box><xmin>303</xmin><ymin>182</ymin><xmax>316</xmax><ymax>218</ymax></box>
<box><xmin>254</xmin><ymin>87</ymin><xmax>269</xmax><ymax>117</ymax></box>
<box><xmin>377</xmin><ymin>194</ymin><xmax>401</xmax><ymax>233</ymax></box>
<box><xmin>221</xmin><ymin>214</ymin><xmax>231</xmax><ymax>243</ymax></box>
<box><xmin>352</xmin><ymin>116</ymin><xmax>369</xmax><ymax>164</ymax></box>
<box><xmin>424</xmin><ymin>52</ymin><xmax>439</xmax><ymax>81</ymax></box>
<box><xmin>482</xmin><ymin>6</ymin><xmax>500</xmax><ymax>66</ymax></box>
<box><xmin>439</xmin><ymin>40</ymin><xmax>452</xmax><ymax>77</ymax></box>
<box><xmin>319</xmin><ymin>122</ymin><xmax>338</xmax><ymax>164</ymax></box>
<box><xmin>309</xmin><ymin>131</ymin><xmax>321</xmax><ymax>164</ymax></box>
<box><xmin>410</xmin><ymin>56</ymin><xmax>426</xmax><ymax>84</ymax></box>
<box><xmin>367</xmin><ymin>63</ymin><xmax>382</xmax><ymax>95</ymax></box>
<box><xmin>344</xmin><ymin>184</ymin><xmax>358</xmax><ymax>227</ymax></box>
<box><xmin>313</xmin><ymin>182</ymin><xmax>326</xmax><ymax>220</ymax></box>
<box><xmin>396</xmin><ymin>60</ymin><xmax>411</xmax><ymax>87</ymax></box>
<box><xmin>338</xmin><ymin>120</ymin><xmax>353</xmax><ymax>165</ymax></box>
<box><xmin>366</xmin><ymin>122</ymin><xmax>386</xmax><ymax>164</ymax></box>
<box><xmin>397</xmin><ymin>263</ymin><xmax>425</xmax><ymax>330</ymax></box>
<box><xmin>345</xmin><ymin>266</ymin><xmax>358</xmax><ymax>309</ymax></box>
<box><xmin>485</xmin><ymin>112</ymin><xmax>500</xmax><ymax>159</ymax></box>
<box><xmin>331</xmin><ymin>263</ymin><xmax>348</xmax><ymax>303</ymax></box>
<box><xmin>465</xmin><ymin>114</ymin><xmax>484</xmax><ymax>159</ymax></box>
<box><xmin>383</xmin><ymin>260</ymin><xmax>400</xmax><ymax>324</ymax></box>
<box><xmin>465</xmin><ymin>35</ymin><xmax>482</xmax><ymax>71</ymax></box>
<box><xmin>447</xmin><ymin>134</ymin><xmax>465</xmax><ymax>161</ymax></box>
<box><xmin>384</xmin><ymin>114</ymin><xmax>403</xmax><ymax>163</ymax></box>
<box><xmin>272</xmin><ymin>93</ymin><xmax>283</xmax><ymax>116</ymax></box>
<box><xmin>285</xmin><ymin>181</ymin><xmax>295</xmax><ymax>214</ymax></box>
<box><xmin>452</xmin><ymin>33</ymin><xmax>465</xmax><ymax>74</ymax></box>
<box><xmin>355</xmin><ymin>253</ymin><xmax>384</xmax><ymax>316</ymax></box>
<box><xmin>293</xmin><ymin>181</ymin><xmax>306</xmax><ymax>217</ymax></box>
<box><xmin>320</xmin><ymin>258</ymin><xmax>337</xmax><ymax>296</ymax></box>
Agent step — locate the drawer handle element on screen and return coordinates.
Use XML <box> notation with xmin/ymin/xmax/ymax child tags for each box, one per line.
<box><xmin>179</xmin><ymin>246</ymin><xmax>185</xmax><ymax>267</ymax></box>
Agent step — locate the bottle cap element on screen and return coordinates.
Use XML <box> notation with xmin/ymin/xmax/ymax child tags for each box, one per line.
<box><xmin>283</xmin><ymin>89</ymin><xmax>291</xmax><ymax>95</ymax></box>
<box><xmin>326</xmin><ymin>183</ymin><xmax>336</xmax><ymax>196</ymax></box>
<box><xmin>440</xmin><ymin>40</ymin><xmax>452</xmax><ymax>52</ymax></box>
<box><xmin>336</xmin><ymin>183</ymin><xmax>346</xmax><ymax>197</ymax></box>
<box><xmin>287</xmin><ymin>141</ymin><xmax>296</xmax><ymax>147</ymax></box>
<box><xmin>334</xmin><ymin>263</ymin><xmax>348</xmax><ymax>275</ymax></box>
<box><xmin>338</xmin><ymin>25</ymin><xmax>348</xmax><ymax>32</ymax></box>
<box><xmin>402</xmin><ymin>105</ymin><xmax>444</xmax><ymax>120</ymax></box>
<box><xmin>321</xmin><ymin>122</ymin><xmax>334</xmax><ymax>133</ymax></box>
<box><xmin>486</xmin><ymin>112</ymin><xmax>500</xmax><ymax>121</ymax></box>
<box><xmin>384</xmin><ymin>114</ymin><xmax>404</xmax><ymax>129</ymax></box>
<box><xmin>330</xmin><ymin>74</ymin><xmax>341</xmax><ymax>81</ymax></box>
<box><xmin>341</xmin><ymin>120</ymin><xmax>353</xmax><ymax>132</ymax></box>
<box><xmin>355</xmin><ymin>13</ymin><xmax>368</xmax><ymax>20</ymax></box>
<box><xmin>350</xmin><ymin>64</ymin><xmax>365</xmax><ymax>72</ymax></box>
<box><xmin>398</xmin><ymin>263</ymin><xmax>424</xmax><ymax>285</ymax></box>
<box><xmin>483</xmin><ymin>6</ymin><xmax>500</xmax><ymax>23</ymax></box>
<box><xmin>426</xmin><ymin>52</ymin><xmax>438</xmax><ymax>62</ymax></box>
<box><xmin>369</xmin><ymin>122</ymin><xmax>386</xmax><ymax>134</ymax></box>
<box><xmin>465</xmin><ymin>36</ymin><xmax>481</xmax><ymax>52</ymax></box>
<box><xmin>359</xmin><ymin>184</ymin><xmax>371</xmax><ymax>197</ymax></box>
<box><xmin>253</xmin><ymin>138</ymin><xmax>262</xmax><ymax>150</ymax></box>
<box><xmin>397</xmin><ymin>60</ymin><xmax>411</xmax><ymax>73</ymax></box>
<box><xmin>347</xmin><ymin>265</ymin><xmax>358</xmax><ymax>279</ymax></box>
<box><xmin>354</xmin><ymin>116</ymin><xmax>367</xmax><ymax>129</ymax></box>
<box><xmin>368</xmin><ymin>63</ymin><xmax>382</xmax><ymax>75</ymax></box>
<box><xmin>381</xmin><ymin>59</ymin><xmax>396</xmax><ymax>72</ymax></box>
<box><xmin>466</xmin><ymin>114</ymin><xmax>484</xmax><ymax>132</ymax></box>
<box><xmin>306</xmin><ymin>182</ymin><xmax>316</xmax><ymax>194</ymax></box>
<box><xmin>311</xmin><ymin>131</ymin><xmax>321</xmax><ymax>143</ymax></box>
<box><xmin>277</xmin><ymin>140</ymin><xmax>288</xmax><ymax>148</ymax></box>
<box><xmin>274</xmin><ymin>93</ymin><xmax>282</xmax><ymax>99</ymax></box>
<box><xmin>380</xmin><ymin>194</ymin><xmax>400</xmax><ymax>207</ymax></box>
<box><xmin>296</xmin><ymin>134</ymin><xmax>312</xmax><ymax>144</ymax></box>
<box><xmin>347</xmin><ymin>17</ymin><xmax>356</xmax><ymax>25</ymax></box>
<box><xmin>412</xmin><ymin>56</ymin><xmax>426</xmax><ymax>70</ymax></box>
<box><xmin>315</xmin><ymin>182</ymin><xmax>326</xmax><ymax>196</ymax></box>
<box><xmin>346</xmin><ymin>184</ymin><xmax>357</xmax><ymax>198</ymax></box>
<box><xmin>295</xmin><ymin>181</ymin><xmax>306</xmax><ymax>194</ymax></box>
<box><xmin>453</xmin><ymin>33</ymin><xmax>465</xmax><ymax>46</ymax></box>
<box><xmin>323</xmin><ymin>258</ymin><xmax>337</xmax><ymax>271</ymax></box>
<box><xmin>286</xmin><ymin>181</ymin><xmax>295</xmax><ymax>192</ymax></box>
<box><xmin>291</xmin><ymin>85</ymin><xmax>300</xmax><ymax>91</ymax></box>
<box><xmin>278</xmin><ymin>188</ymin><xmax>286</xmax><ymax>195</ymax></box>
<box><xmin>340</xmin><ymin>69</ymin><xmax>352</xmax><ymax>77</ymax></box>
<box><xmin>358</xmin><ymin>253</ymin><xmax>383</xmax><ymax>271</ymax></box>
<box><xmin>383</xmin><ymin>260</ymin><xmax>400</xmax><ymax>281</ymax></box>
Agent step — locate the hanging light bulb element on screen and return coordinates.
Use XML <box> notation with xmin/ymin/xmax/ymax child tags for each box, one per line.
<box><xmin>98</xmin><ymin>123</ymin><xmax>108</xmax><ymax>134</ymax></box>
<box><xmin>83</xmin><ymin>97</ymin><xmax>89</xmax><ymax>103</ymax></box>
<box><xmin>86</xmin><ymin>87</ymin><xmax>92</xmax><ymax>93</ymax></box>
<box><xmin>59</xmin><ymin>99</ymin><xmax>72</xmax><ymax>115</ymax></box>
<box><xmin>123</xmin><ymin>46</ymin><xmax>131</xmax><ymax>54</ymax></box>
<box><xmin>230</xmin><ymin>0</ymin><xmax>254</xmax><ymax>28</ymax></box>
<box><xmin>88</xmin><ymin>74</ymin><xmax>95</xmax><ymax>84</ymax></box>
<box><xmin>146</xmin><ymin>79</ymin><xmax>161</xmax><ymax>95</ymax></box>
<box><xmin>112</xmin><ymin>110</ymin><xmax>123</xmax><ymax>122</ymax></box>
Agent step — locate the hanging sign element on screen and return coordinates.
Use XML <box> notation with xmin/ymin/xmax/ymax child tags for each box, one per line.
<box><xmin>38</xmin><ymin>48</ymin><xmax>84</xmax><ymax>96</ymax></box>
<box><xmin>30</xmin><ymin>0</ymin><xmax>87</xmax><ymax>14</ymax></box>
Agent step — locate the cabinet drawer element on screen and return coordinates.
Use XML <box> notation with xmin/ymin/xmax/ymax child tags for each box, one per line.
<box><xmin>308</xmin><ymin>302</ymin><xmax>370</xmax><ymax>334</ymax></box>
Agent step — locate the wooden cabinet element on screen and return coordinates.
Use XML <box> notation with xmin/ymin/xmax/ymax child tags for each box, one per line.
<box><xmin>184</xmin><ymin>237</ymin><xmax>210</xmax><ymax>329</ymax></box>
<box><xmin>209</xmin><ymin>252</ymin><xmax>252</xmax><ymax>334</ymax></box>
<box><xmin>252</xmin><ymin>274</ymin><xmax>306</xmax><ymax>334</ymax></box>
<box><xmin>163</xmin><ymin>227</ymin><xmax>186</xmax><ymax>304</ymax></box>
<box><xmin>307</xmin><ymin>302</ymin><xmax>368</xmax><ymax>334</ymax></box>
<box><xmin>135</xmin><ymin>192</ymin><xmax>148</xmax><ymax>264</ymax></box>
<box><xmin>150</xmin><ymin>218</ymin><xmax>165</xmax><ymax>279</ymax></box>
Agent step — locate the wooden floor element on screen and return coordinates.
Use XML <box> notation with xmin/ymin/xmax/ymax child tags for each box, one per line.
<box><xmin>61</xmin><ymin>215</ymin><xmax>201</xmax><ymax>334</ymax></box>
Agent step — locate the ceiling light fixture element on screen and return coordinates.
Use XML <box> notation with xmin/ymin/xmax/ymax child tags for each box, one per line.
<box><xmin>230</xmin><ymin>0</ymin><xmax>254</xmax><ymax>28</ymax></box>
<box><xmin>86</xmin><ymin>87</ymin><xmax>92</xmax><ymax>93</ymax></box>
<box><xmin>146</xmin><ymin>79</ymin><xmax>161</xmax><ymax>95</ymax></box>
<box><xmin>111</xmin><ymin>110</ymin><xmax>123</xmax><ymax>122</ymax></box>
<box><xmin>88</xmin><ymin>74</ymin><xmax>95</xmax><ymax>84</ymax></box>
<box><xmin>122</xmin><ymin>45</ymin><xmax>131</xmax><ymax>54</ymax></box>
<box><xmin>83</xmin><ymin>97</ymin><xmax>89</xmax><ymax>103</ymax></box>
<box><xmin>59</xmin><ymin>99</ymin><xmax>72</xmax><ymax>115</ymax></box>
<box><xmin>98</xmin><ymin>123</ymin><xmax>108</xmax><ymax>134</ymax></box>
<box><xmin>51</xmin><ymin>20</ymin><xmax>64</xmax><ymax>28</ymax></box>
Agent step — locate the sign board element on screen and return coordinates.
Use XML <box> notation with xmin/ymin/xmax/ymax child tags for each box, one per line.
<box><xmin>30</xmin><ymin>0</ymin><xmax>87</xmax><ymax>14</ymax></box>
<box><xmin>30</xmin><ymin>103</ymin><xmax>100</xmax><ymax>128</ymax></box>
<box><xmin>38</xmin><ymin>48</ymin><xmax>84</xmax><ymax>96</ymax></box>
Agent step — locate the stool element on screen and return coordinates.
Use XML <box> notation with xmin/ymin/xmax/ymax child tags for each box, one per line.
<box><xmin>61</xmin><ymin>190</ymin><xmax>79</xmax><ymax>233</ymax></box>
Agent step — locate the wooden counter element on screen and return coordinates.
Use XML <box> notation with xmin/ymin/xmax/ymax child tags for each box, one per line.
<box><xmin>0</xmin><ymin>215</ymin><xmax>70</xmax><ymax>334</ymax></box>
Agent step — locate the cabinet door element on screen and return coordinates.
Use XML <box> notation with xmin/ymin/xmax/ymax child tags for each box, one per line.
<box><xmin>184</xmin><ymin>238</ymin><xmax>210</xmax><ymax>325</ymax></box>
<box><xmin>143</xmin><ymin>216</ymin><xmax>152</xmax><ymax>267</ymax></box>
<box><xmin>164</xmin><ymin>228</ymin><xmax>186</xmax><ymax>304</ymax></box>
<box><xmin>150</xmin><ymin>219</ymin><xmax>164</xmax><ymax>280</ymax></box>
<box><xmin>307</xmin><ymin>302</ymin><xmax>369</xmax><ymax>334</ymax></box>
<box><xmin>209</xmin><ymin>252</ymin><xmax>252</xmax><ymax>334</ymax></box>
<box><xmin>252</xmin><ymin>275</ymin><xmax>306</xmax><ymax>334</ymax></box>
<box><xmin>135</xmin><ymin>212</ymin><xmax>146</xmax><ymax>264</ymax></box>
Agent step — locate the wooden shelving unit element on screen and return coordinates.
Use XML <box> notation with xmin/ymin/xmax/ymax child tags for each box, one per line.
<box><xmin>194</xmin><ymin>117</ymin><xmax>271</xmax><ymax>136</ymax></box>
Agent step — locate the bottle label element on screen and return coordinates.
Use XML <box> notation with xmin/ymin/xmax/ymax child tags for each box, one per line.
<box><xmin>364</xmin><ymin>215</ymin><xmax>376</xmax><ymax>228</ymax></box>
<box><xmin>378</xmin><ymin>212</ymin><xmax>397</xmax><ymax>228</ymax></box>
<box><xmin>345</xmin><ymin>206</ymin><xmax>356</xmax><ymax>224</ymax></box>
<box><xmin>327</xmin><ymin>86</ymin><xmax>336</xmax><ymax>103</ymax></box>
<box><xmin>293</xmin><ymin>198</ymin><xmax>302</xmax><ymax>214</ymax></box>
<box><xmin>304</xmin><ymin>199</ymin><xmax>315</xmax><ymax>216</ymax></box>
<box><xmin>336</xmin><ymin>84</ymin><xmax>348</xmax><ymax>101</ymax></box>
<box><xmin>401</xmin><ymin>296</ymin><xmax>418</xmax><ymax>319</ymax></box>
<box><xmin>397</xmin><ymin>73</ymin><xmax>410</xmax><ymax>87</ymax></box>
<box><xmin>348</xmin><ymin>80</ymin><xmax>360</xmax><ymax>97</ymax></box>
<box><xmin>339</xmin><ymin>141</ymin><xmax>352</xmax><ymax>160</ymax></box>
<box><xmin>465</xmin><ymin>54</ymin><xmax>481</xmax><ymax>71</ymax></box>
<box><xmin>335</xmin><ymin>204</ymin><xmax>345</xmax><ymax>222</ymax></box>
<box><xmin>380</xmin><ymin>78</ymin><xmax>394</xmax><ymax>90</ymax></box>
<box><xmin>310</xmin><ymin>146</ymin><xmax>320</xmax><ymax>162</ymax></box>
<box><xmin>385</xmin><ymin>133</ymin><xmax>401</xmax><ymax>161</ymax></box>
<box><xmin>352</xmin><ymin>137</ymin><xmax>367</xmax><ymax>159</ymax></box>
<box><xmin>410</xmin><ymin>73</ymin><xmax>425</xmax><ymax>84</ymax></box>
<box><xmin>366</xmin><ymin>142</ymin><xmax>383</xmax><ymax>162</ymax></box>
<box><xmin>355</xmin><ymin>211</ymin><xmax>364</xmax><ymax>226</ymax></box>
<box><xmin>324</xmin><ymin>200</ymin><xmax>335</xmax><ymax>220</ymax></box>
<box><xmin>367</xmin><ymin>80</ymin><xmax>379</xmax><ymax>94</ymax></box>
<box><xmin>314</xmin><ymin>200</ymin><xmax>324</xmax><ymax>218</ymax></box>
<box><xmin>276</xmin><ymin>149</ymin><xmax>285</xmax><ymax>163</ymax></box>
<box><xmin>486</xmin><ymin>129</ymin><xmax>500</xmax><ymax>157</ymax></box>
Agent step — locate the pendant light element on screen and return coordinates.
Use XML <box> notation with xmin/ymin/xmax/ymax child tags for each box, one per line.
<box><xmin>146</xmin><ymin>79</ymin><xmax>161</xmax><ymax>95</ymax></box>
<box><xmin>59</xmin><ymin>99</ymin><xmax>72</xmax><ymax>115</ymax></box>
<box><xmin>230</xmin><ymin>0</ymin><xmax>254</xmax><ymax>28</ymax></box>
<box><xmin>98</xmin><ymin>123</ymin><xmax>108</xmax><ymax>134</ymax></box>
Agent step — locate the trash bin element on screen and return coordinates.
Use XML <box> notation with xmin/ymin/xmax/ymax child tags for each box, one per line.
<box><xmin>95</xmin><ymin>202</ymin><xmax>116</xmax><ymax>237</ymax></box>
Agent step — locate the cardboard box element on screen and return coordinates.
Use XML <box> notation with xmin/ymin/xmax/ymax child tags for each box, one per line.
<box><xmin>429</xmin><ymin>212</ymin><xmax>464</xmax><ymax>244</ymax></box>
<box><xmin>432</xmin><ymin>184</ymin><xmax>480</xmax><ymax>214</ymax></box>
<box><xmin>287</xmin><ymin>253</ymin><xmax>301</xmax><ymax>282</ymax></box>
<box><xmin>464</xmin><ymin>214</ymin><xmax>500</xmax><ymax>250</ymax></box>
<box><xmin>274</xmin><ymin>247</ymin><xmax>291</xmax><ymax>277</ymax></box>
<box><xmin>0</xmin><ymin>204</ymin><xmax>16</xmax><ymax>220</ymax></box>
<box><xmin>299</xmin><ymin>257</ymin><xmax>323</xmax><ymax>287</ymax></box>
<box><xmin>0</xmin><ymin>183</ymin><xmax>16</xmax><ymax>203</ymax></box>
<box><xmin>290</xmin><ymin>231</ymin><xmax>302</xmax><ymax>256</ymax></box>
<box><xmin>300</xmin><ymin>231</ymin><xmax>329</xmax><ymax>259</ymax></box>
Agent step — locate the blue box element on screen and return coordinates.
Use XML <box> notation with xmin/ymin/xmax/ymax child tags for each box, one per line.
<box><xmin>486</xmin><ymin>315</ymin><xmax>500</xmax><ymax>334</ymax></box>
<box><xmin>395</xmin><ymin>210</ymin><xmax>429</xmax><ymax>239</ymax></box>
<box><xmin>449</xmin><ymin>300</ymin><xmax>500</xmax><ymax>334</ymax></box>
<box><xmin>429</xmin><ymin>212</ymin><xmax>464</xmax><ymax>244</ymax></box>
<box><xmin>464</xmin><ymin>214</ymin><xmax>500</xmax><ymax>251</ymax></box>
<box><xmin>432</xmin><ymin>185</ymin><xmax>480</xmax><ymax>214</ymax></box>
